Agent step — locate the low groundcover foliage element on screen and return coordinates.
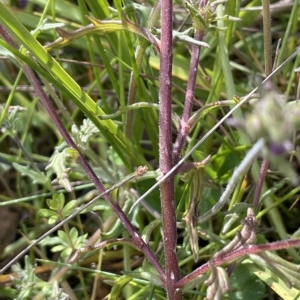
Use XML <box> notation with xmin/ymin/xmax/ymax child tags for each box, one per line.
<box><xmin>0</xmin><ymin>1</ymin><xmax>300</xmax><ymax>299</ymax></box>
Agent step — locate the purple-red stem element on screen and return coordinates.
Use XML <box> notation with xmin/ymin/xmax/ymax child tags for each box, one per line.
<box><xmin>172</xmin><ymin>31</ymin><xmax>203</xmax><ymax>164</ymax></box>
<box><xmin>0</xmin><ymin>24</ymin><xmax>165</xmax><ymax>281</ymax></box>
<box><xmin>26</xmin><ymin>66</ymin><xmax>165</xmax><ymax>280</ymax></box>
<box><xmin>173</xmin><ymin>0</ymin><xmax>208</xmax><ymax>164</ymax></box>
<box><xmin>176</xmin><ymin>238</ymin><xmax>300</xmax><ymax>289</ymax></box>
<box><xmin>159</xmin><ymin>0</ymin><xmax>181</xmax><ymax>298</ymax></box>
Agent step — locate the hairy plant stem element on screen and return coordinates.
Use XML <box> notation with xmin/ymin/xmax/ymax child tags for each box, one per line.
<box><xmin>176</xmin><ymin>238</ymin><xmax>300</xmax><ymax>289</ymax></box>
<box><xmin>159</xmin><ymin>0</ymin><xmax>181</xmax><ymax>298</ymax></box>
<box><xmin>129</xmin><ymin>47</ymin><xmax>300</xmax><ymax>212</ymax></box>
<box><xmin>0</xmin><ymin>25</ymin><xmax>165</xmax><ymax>280</ymax></box>
<box><xmin>173</xmin><ymin>0</ymin><xmax>208</xmax><ymax>164</ymax></box>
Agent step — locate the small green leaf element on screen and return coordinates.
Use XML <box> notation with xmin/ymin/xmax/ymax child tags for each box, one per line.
<box><xmin>62</xmin><ymin>200</ymin><xmax>77</xmax><ymax>216</ymax></box>
<box><xmin>39</xmin><ymin>236</ymin><xmax>61</xmax><ymax>247</ymax></box>
<box><xmin>57</xmin><ymin>230</ymin><xmax>68</xmax><ymax>243</ymax></box>
<box><xmin>48</xmin><ymin>193</ymin><xmax>65</xmax><ymax>210</ymax></box>
<box><xmin>73</xmin><ymin>233</ymin><xmax>87</xmax><ymax>248</ymax></box>
<box><xmin>51</xmin><ymin>245</ymin><xmax>65</xmax><ymax>253</ymax></box>
<box><xmin>46</xmin><ymin>194</ymin><xmax>63</xmax><ymax>210</ymax></box>
<box><xmin>38</xmin><ymin>209</ymin><xmax>57</xmax><ymax>218</ymax></box>
<box><xmin>61</xmin><ymin>247</ymin><xmax>73</xmax><ymax>258</ymax></box>
<box><xmin>48</xmin><ymin>215</ymin><xmax>59</xmax><ymax>224</ymax></box>
<box><xmin>69</xmin><ymin>227</ymin><xmax>78</xmax><ymax>241</ymax></box>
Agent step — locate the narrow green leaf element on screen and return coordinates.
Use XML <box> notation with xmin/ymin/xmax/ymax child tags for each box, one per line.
<box><xmin>0</xmin><ymin>3</ymin><xmax>148</xmax><ymax>168</ymax></box>
<box><xmin>107</xmin><ymin>275</ymin><xmax>132</xmax><ymax>300</ymax></box>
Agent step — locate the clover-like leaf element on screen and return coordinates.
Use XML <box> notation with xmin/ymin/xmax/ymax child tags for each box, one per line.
<box><xmin>47</xmin><ymin>193</ymin><xmax>65</xmax><ymax>210</ymax></box>
<box><xmin>45</xmin><ymin>228</ymin><xmax>87</xmax><ymax>259</ymax></box>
